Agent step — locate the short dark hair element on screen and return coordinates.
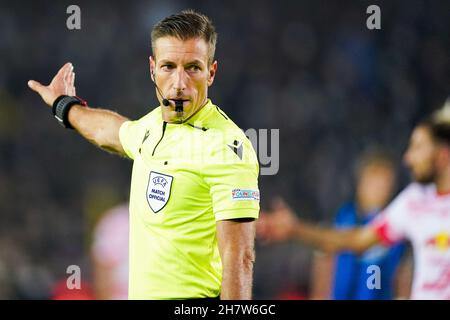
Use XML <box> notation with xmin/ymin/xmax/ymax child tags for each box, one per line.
<box><xmin>151</xmin><ymin>10</ymin><xmax>217</xmax><ymax>65</ymax></box>
<box><xmin>425</xmin><ymin>97</ymin><xmax>450</xmax><ymax>146</ymax></box>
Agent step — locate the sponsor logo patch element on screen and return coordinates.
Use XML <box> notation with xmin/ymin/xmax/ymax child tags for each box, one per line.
<box><xmin>425</xmin><ymin>232</ymin><xmax>450</xmax><ymax>251</ymax></box>
<box><xmin>232</xmin><ymin>188</ymin><xmax>260</xmax><ymax>201</ymax></box>
<box><xmin>146</xmin><ymin>171</ymin><xmax>173</xmax><ymax>213</ymax></box>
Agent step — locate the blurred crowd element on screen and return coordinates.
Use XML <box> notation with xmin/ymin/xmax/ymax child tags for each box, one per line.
<box><xmin>0</xmin><ymin>0</ymin><xmax>448</xmax><ymax>299</ymax></box>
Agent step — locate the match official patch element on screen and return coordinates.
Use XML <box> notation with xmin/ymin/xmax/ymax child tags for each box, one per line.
<box><xmin>232</xmin><ymin>189</ymin><xmax>260</xmax><ymax>201</ymax></box>
<box><xmin>146</xmin><ymin>171</ymin><xmax>173</xmax><ymax>213</ymax></box>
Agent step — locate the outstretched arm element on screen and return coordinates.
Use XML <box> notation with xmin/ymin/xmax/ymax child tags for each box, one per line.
<box><xmin>290</xmin><ymin>218</ymin><xmax>380</xmax><ymax>254</ymax></box>
<box><xmin>257</xmin><ymin>198</ymin><xmax>381</xmax><ymax>254</ymax></box>
<box><xmin>28</xmin><ymin>62</ymin><xmax>129</xmax><ymax>156</ymax></box>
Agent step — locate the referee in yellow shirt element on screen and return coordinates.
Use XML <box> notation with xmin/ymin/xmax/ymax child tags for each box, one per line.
<box><xmin>28</xmin><ymin>10</ymin><xmax>260</xmax><ymax>300</ymax></box>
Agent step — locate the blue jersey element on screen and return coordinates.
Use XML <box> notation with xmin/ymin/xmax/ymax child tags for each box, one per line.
<box><xmin>332</xmin><ymin>202</ymin><xmax>405</xmax><ymax>300</ymax></box>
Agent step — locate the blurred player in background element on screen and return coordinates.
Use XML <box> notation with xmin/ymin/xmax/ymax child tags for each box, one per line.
<box><xmin>308</xmin><ymin>149</ymin><xmax>411</xmax><ymax>299</ymax></box>
<box><xmin>258</xmin><ymin>101</ymin><xmax>450</xmax><ymax>299</ymax></box>
<box><xmin>91</xmin><ymin>203</ymin><xmax>129</xmax><ymax>300</ymax></box>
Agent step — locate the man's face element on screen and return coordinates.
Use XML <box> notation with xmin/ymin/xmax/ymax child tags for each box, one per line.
<box><xmin>150</xmin><ymin>36</ymin><xmax>217</xmax><ymax>123</ymax></box>
<box><xmin>357</xmin><ymin>162</ymin><xmax>396</xmax><ymax>212</ymax></box>
<box><xmin>403</xmin><ymin>126</ymin><xmax>437</xmax><ymax>184</ymax></box>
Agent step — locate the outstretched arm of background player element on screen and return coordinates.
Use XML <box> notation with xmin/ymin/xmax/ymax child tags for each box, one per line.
<box><xmin>28</xmin><ymin>62</ymin><xmax>128</xmax><ymax>156</ymax></box>
<box><xmin>257</xmin><ymin>198</ymin><xmax>381</xmax><ymax>254</ymax></box>
<box><xmin>217</xmin><ymin>218</ymin><xmax>256</xmax><ymax>300</ymax></box>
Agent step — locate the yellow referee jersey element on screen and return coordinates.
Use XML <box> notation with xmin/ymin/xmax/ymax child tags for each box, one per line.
<box><xmin>119</xmin><ymin>99</ymin><xmax>260</xmax><ymax>299</ymax></box>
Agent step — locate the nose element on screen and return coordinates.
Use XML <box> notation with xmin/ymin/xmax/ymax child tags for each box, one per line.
<box><xmin>173</xmin><ymin>68</ymin><xmax>187</xmax><ymax>93</ymax></box>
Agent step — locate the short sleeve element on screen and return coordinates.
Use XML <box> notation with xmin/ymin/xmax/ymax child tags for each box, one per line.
<box><xmin>119</xmin><ymin>120</ymin><xmax>141</xmax><ymax>160</ymax></box>
<box><xmin>203</xmin><ymin>137</ymin><xmax>260</xmax><ymax>221</ymax></box>
<box><xmin>119</xmin><ymin>110</ymin><xmax>157</xmax><ymax>159</ymax></box>
<box><xmin>370</xmin><ymin>187</ymin><xmax>411</xmax><ymax>245</ymax></box>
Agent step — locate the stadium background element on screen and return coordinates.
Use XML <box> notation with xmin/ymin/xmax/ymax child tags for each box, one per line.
<box><xmin>0</xmin><ymin>0</ymin><xmax>448</xmax><ymax>299</ymax></box>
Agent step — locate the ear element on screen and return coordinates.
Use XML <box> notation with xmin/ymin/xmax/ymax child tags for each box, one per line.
<box><xmin>207</xmin><ymin>61</ymin><xmax>218</xmax><ymax>87</ymax></box>
<box><xmin>149</xmin><ymin>56</ymin><xmax>156</xmax><ymax>82</ymax></box>
<box><xmin>442</xmin><ymin>146</ymin><xmax>450</xmax><ymax>162</ymax></box>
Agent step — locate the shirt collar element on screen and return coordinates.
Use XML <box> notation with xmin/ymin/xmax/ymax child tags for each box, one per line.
<box><xmin>184</xmin><ymin>99</ymin><xmax>214</xmax><ymax>126</ymax></box>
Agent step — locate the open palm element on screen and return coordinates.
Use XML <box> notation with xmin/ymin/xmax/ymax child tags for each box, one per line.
<box><xmin>28</xmin><ymin>62</ymin><xmax>76</xmax><ymax>107</ymax></box>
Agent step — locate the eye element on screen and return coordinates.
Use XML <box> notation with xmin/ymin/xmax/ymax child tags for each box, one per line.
<box><xmin>187</xmin><ymin>65</ymin><xmax>201</xmax><ymax>72</ymax></box>
<box><xmin>161</xmin><ymin>64</ymin><xmax>174</xmax><ymax>71</ymax></box>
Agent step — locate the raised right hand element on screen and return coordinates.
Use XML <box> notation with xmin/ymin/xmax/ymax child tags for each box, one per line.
<box><xmin>28</xmin><ymin>62</ymin><xmax>76</xmax><ymax>107</ymax></box>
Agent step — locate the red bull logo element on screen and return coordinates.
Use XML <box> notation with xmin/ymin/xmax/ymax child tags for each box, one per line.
<box><xmin>425</xmin><ymin>232</ymin><xmax>450</xmax><ymax>251</ymax></box>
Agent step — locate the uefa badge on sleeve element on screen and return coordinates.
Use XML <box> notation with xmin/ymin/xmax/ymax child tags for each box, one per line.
<box><xmin>231</xmin><ymin>188</ymin><xmax>260</xmax><ymax>201</ymax></box>
<box><xmin>146</xmin><ymin>171</ymin><xmax>173</xmax><ymax>213</ymax></box>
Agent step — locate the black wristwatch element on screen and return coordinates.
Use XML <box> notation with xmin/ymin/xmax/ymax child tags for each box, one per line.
<box><xmin>52</xmin><ymin>95</ymin><xmax>87</xmax><ymax>129</ymax></box>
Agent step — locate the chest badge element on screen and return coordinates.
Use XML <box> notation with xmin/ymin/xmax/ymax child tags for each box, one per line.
<box><xmin>146</xmin><ymin>171</ymin><xmax>173</xmax><ymax>213</ymax></box>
